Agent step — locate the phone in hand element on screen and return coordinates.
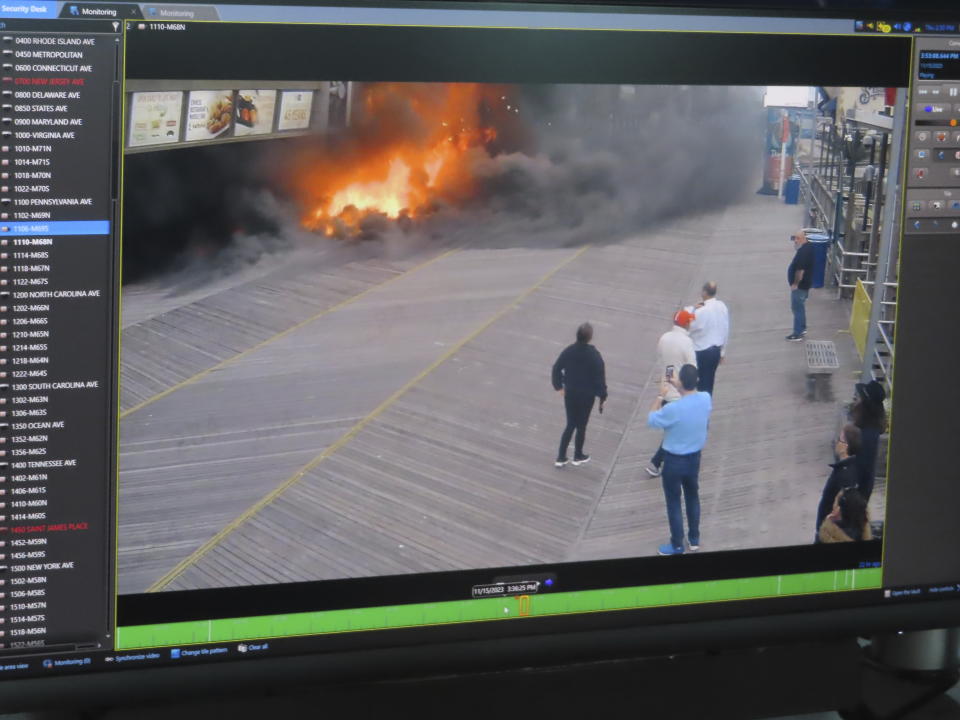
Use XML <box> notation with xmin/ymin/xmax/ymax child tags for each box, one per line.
<box><xmin>665</xmin><ymin>365</ymin><xmax>675</xmax><ymax>380</ymax></box>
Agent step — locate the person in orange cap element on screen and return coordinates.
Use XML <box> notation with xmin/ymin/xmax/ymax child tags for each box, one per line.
<box><xmin>645</xmin><ymin>308</ymin><xmax>698</xmax><ymax>478</ymax></box>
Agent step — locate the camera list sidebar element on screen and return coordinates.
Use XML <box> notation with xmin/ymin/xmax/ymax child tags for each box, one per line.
<box><xmin>0</xmin><ymin>22</ymin><xmax>121</xmax><ymax>662</ymax></box>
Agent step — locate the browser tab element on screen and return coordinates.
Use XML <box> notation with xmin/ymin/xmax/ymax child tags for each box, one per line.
<box><xmin>58</xmin><ymin>3</ymin><xmax>142</xmax><ymax>19</ymax></box>
<box><xmin>139</xmin><ymin>4</ymin><xmax>217</xmax><ymax>20</ymax></box>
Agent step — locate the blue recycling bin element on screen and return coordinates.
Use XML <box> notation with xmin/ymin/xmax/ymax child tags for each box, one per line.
<box><xmin>784</xmin><ymin>175</ymin><xmax>801</xmax><ymax>205</ymax></box>
<box><xmin>806</xmin><ymin>233</ymin><xmax>831</xmax><ymax>289</ymax></box>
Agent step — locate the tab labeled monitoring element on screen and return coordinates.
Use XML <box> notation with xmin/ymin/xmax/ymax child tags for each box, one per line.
<box><xmin>139</xmin><ymin>4</ymin><xmax>217</xmax><ymax>20</ymax></box>
<box><xmin>58</xmin><ymin>4</ymin><xmax>142</xmax><ymax>19</ymax></box>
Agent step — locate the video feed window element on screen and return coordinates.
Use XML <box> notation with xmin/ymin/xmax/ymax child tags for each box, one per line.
<box><xmin>113</xmin><ymin>25</ymin><xmax>914</xmax><ymax>639</ymax></box>
<box><xmin>117</xmin><ymin>79</ymin><xmax>899</xmax><ymax>591</ymax></box>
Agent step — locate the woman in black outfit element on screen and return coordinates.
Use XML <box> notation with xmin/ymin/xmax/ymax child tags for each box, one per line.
<box><xmin>851</xmin><ymin>380</ymin><xmax>887</xmax><ymax>501</ymax></box>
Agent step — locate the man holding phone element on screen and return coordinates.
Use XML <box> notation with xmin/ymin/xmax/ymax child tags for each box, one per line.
<box><xmin>645</xmin><ymin>309</ymin><xmax>697</xmax><ymax>478</ymax></box>
<box><xmin>647</xmin><ymin>364</ymin><xmax>712</xmax><ymax>555</ymax></box>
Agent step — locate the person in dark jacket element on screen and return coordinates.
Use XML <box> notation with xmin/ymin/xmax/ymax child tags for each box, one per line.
<box><xmin>851</xmin><ymin>380</ymin><xmax>887</xmax><ymax>502</ymax></box>
<box><xmin>815</xmin><ymin>423</ymin><xmax>861</xmax><ymax>542</ymax></box>
<box><xmin>552</xmin><ymin>322</ymin><xmax>607</xmax><ymax>467</ymax></box>
<box><xmin>786</xmin><ymin>231</ymin><xmax>815</xmax><ymax>341</ymax></box>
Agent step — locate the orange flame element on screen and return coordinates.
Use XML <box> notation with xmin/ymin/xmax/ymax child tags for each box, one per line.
<box><xmin>300</xmin><ymin>83</ymin><xmax>511</xmax><ymax>237</ymax></box>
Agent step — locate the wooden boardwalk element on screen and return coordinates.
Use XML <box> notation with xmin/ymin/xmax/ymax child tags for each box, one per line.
<box><xmin>117</xmin><ymin>193</ymin><xmax>884</xmax><ymax>594</ymax></box>
<box><xmin>119</xmin><ymin>243</ymin><xmax>455</xmax><ymax>413</ymax></box>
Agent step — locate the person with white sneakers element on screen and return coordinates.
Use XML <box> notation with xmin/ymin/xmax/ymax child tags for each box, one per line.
<box><xmin>646</xmin><ymin>308</ymin><xmax>697</xmax><ymax>478</ymax></box>
<box><xmin>647</xmin><ymin>364</ymin><xmax>712</xmax><ymax>556</ymax></box>
<box><xmin>786</xmin><ymin>231</ymin><xmax>815</xmax><ymax>341</ymax></box>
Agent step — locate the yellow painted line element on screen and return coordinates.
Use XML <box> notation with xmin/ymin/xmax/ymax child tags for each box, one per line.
<box><xmin>147</xmin><ymin>243</ymin><xmax>591</xmax><ymax>592</ymax></box>
<box><xmin>120</xmin><ymin>247</ymin><xmax>461</xmax><ymax>420</ymax></box>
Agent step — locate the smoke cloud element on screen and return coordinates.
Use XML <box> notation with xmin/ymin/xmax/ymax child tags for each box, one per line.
<box><xmin>121</xmin><ymin>84</ymin><xmax>764</xmax><ymax>286</ymax></box>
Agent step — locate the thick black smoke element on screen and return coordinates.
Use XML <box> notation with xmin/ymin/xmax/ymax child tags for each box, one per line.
<box><xmin>468</xmin><ymin>85</ymin><xmax>763</xmax><ymax>245</ymax></box>
<box><xmin>121</xmin><ymin>84</ymin><xmax>763</xmax><ymax>285</ymax></box>
<box><xmin>122</xmin><ymin>140</ymin><xmax>303</xmax><ymax>283</ymax></box>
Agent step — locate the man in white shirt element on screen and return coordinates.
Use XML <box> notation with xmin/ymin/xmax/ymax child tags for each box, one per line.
<box><xmin>688</xmin><ymin>281</ymin><xmax>729</xmax><ymax>396</ymax></box>
<box><xmin>645</xmin><ymin>309</ymin><xmax>697</xmax><ymax>477</ymax></box>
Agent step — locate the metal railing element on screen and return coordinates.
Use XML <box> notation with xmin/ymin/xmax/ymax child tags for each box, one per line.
<box><xmin>799</xmin><ymin>104</ymin><xmax>904</xmax><ymax>399</ymax></box>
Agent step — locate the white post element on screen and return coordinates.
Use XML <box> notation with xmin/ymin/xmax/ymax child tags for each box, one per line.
<box><xmin>804</xmin><ymin>108</ymin><xmax>816</xmax><ymax>222</ymax></box>
<box><xmin>861</xmin><ymin>88</ymin><xmax>906</xmax><ymax>384</ymax></box>
<box><xmin>778</xmin><ymin>139</ymin><xmax>788</xmax><ymax>198</ymax></box>
<box><xmin>345</xmin><ymin>81</ymin><xmax>353</xmax><ymax>128</ymax></box>
<box><xmin>778</xmin><ymin>110</ymin><xmax>788</xmax><ymax>199</ymax></box>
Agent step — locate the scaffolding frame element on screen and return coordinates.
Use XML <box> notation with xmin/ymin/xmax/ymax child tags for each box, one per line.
<box><xmin>796</xmin><ymin>91</ymin><xmax>903</xmax><ymax>398</ymax></box>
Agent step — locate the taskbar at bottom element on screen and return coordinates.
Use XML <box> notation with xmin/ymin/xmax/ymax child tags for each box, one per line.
<box><xmin>13</xmin><ymin>566</ymin><xmax>955</xmax><ymax>681</ymax></box>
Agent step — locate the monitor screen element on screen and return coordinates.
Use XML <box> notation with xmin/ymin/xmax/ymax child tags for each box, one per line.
<box><xmin>0</xmin><ymin>0</ymin><xmax>953</xmax><ymax>686</ymax></box>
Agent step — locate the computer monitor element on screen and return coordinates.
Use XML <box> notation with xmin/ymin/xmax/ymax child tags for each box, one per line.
<box><xmin>0</xmin><ymin>0</ymin><xmax>955</xmax><ymax>707</ymax></box>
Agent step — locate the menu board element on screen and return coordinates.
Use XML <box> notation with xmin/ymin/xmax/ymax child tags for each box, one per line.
<box><xmin>234</xmin><ymin>89</ymin><xmax>277</xmax><ymax>137</ymax></box>
<box><xmin>184</xmin><ymin>90</ymin><xmax>234</xmax><ymax>142</ymax></box>
<box><xmin>277</xmin><ymin>90</ymin><xmax>314</xmax><ymax>131</ymax></box>
<box><xmin>127</xmin><ymin>91</ymin><xmax>183</xmax><ymax>147</ymax></box>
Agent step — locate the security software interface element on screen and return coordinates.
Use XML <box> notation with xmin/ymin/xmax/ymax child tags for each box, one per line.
<box><xmin>0</xmin><ymin>1</ymin><xmax>951</xmax><ymax>678</ymax></box>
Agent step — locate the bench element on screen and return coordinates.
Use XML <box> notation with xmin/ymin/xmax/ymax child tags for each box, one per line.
<box><xmin>805</xmin><ymin>340</ymin><xmax>839</xmax><ymax>401</ymax></box>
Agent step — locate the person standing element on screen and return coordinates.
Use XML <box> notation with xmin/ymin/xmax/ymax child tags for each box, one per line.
<box><xmin>814</xmin><ymin>423</ymin><xmax>861</xmax><ymax>542</ymax></box>
<box><xmin>647</xmin><ymin>364</ymin><xmax>712</xmax><ymax>555</ymax></box>
<box><xmin>851</xmin><ymin>379</ymin><xmax>887</xmax><ymax>501</ymax></box>
<box><xmin>688</xmin><ymin>281</ymin><xmax>729</xmax><ymax>395</ymax></box>
<box><xmin>786</xmin><ymin>231</ymin><xmax>815</xmax><ymax>341</ymax></box>
<box><xmin>645</xmin><ymin>308</ymin><xmax>697</xmax><ymax>478</ymax></box>
<box><xmin>552</xmin><ymin>322</ymin><xmax>607</xmax><ymax>468</ymax></box>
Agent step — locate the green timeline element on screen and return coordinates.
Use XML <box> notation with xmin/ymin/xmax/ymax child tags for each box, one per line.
<box><xmin>116</xmin><ymin>567</ymin><xmax>883</xmax><ymax>649</ymax></box>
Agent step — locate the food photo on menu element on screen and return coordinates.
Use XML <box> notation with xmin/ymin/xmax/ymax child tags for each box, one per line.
<box><xmin>185</xmin><ymin>90</ymin><xmax>235</xmax><ymax>141</ymax></box>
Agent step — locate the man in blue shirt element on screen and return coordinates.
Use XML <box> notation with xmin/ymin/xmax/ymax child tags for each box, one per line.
<box><xmin>647</xmin><ymin>364</ymin><xmax>712</xmax><ymax>555</ymax></box>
